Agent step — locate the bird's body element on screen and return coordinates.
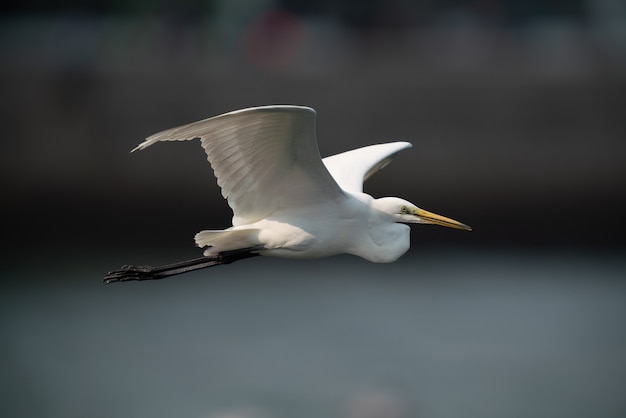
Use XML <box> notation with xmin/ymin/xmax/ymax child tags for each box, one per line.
<box><xmin>201</xmin><ymin>191</ymin><xmax>411</xmax><ymax>263</ymax></box>
<box><xmin>104</xmin><ymin>105</ymin><xmax>470</xmax><ymax>283</ymax></box>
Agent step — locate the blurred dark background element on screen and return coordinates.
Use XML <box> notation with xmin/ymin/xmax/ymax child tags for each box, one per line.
<box><xmin>1</xmin><ymin>1</ymin><xmax>625</xmax><ymax>418</ymax></box>
<box><xmin>2</xmin><ymin>0</ymin><xmax>625</xmax><ymax>255</ymax></box>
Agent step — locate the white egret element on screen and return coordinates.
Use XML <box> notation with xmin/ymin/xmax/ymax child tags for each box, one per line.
<box><xmin>104</xmin><ymin>105</ymin><xmax>470</xmax><ymax>283</ymax></box>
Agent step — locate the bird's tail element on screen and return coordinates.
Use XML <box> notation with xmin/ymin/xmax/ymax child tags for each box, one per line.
<box><xmin>195</xmin><ymin>228</ymin><xmax>262</xmax><ymax>256</ymax></box>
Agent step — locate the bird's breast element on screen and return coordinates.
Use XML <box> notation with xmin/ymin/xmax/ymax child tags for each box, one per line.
<box><xmin>357</xmin><ymin>222</ymin><xmax>410</xmax><ymax>263</ymax></box>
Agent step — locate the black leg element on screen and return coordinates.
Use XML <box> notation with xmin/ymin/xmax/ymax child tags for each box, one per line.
<box><xmin>102</xmin><ymin>248</ymin><xmax>262</xmax><ymax>284</ymax></box>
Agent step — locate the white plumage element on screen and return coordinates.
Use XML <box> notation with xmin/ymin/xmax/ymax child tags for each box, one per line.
<box><xmin>133</xmin><ymin>105</ymin><xmax>470</xmax><ymax>264</ymax></box>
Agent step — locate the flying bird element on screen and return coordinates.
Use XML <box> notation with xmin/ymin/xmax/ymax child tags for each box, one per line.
<box><xmin>104</xmin><ymin>105</ymin><xmax>470</xmax><ymax>283</ymax></box>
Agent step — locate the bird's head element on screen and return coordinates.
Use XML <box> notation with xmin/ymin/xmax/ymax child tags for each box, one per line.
<box><xmin>374</xmin><ymin>197</ymin><xmax>472</xmax><ymax>231</ymax></box>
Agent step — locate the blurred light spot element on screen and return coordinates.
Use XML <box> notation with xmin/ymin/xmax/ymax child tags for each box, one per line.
<box><xmin>241</xmin><ymin>9</ymin><xmax>304</xmax><ymax>72</ymax></box>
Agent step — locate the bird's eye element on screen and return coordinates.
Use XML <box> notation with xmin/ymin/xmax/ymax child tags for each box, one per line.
<box><xmin>400</xmin><ymin>205</ymin><xmax>408</xmax><ymax>213</ymax></box>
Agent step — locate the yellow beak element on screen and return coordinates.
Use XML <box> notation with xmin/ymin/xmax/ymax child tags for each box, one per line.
<box><xmin>415</xmin><ymin>208</ymin><xmax>472</xmax><ymax>231</ymax></box>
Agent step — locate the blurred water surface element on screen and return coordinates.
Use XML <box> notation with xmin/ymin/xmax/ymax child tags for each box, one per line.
<box><xmin>2</xmin><ymin>250</ymin><xmax>625</xmax><ymax>418</ymax></box>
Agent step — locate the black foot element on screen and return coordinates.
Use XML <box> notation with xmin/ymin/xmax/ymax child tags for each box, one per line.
<box><xmin>103</xmin><ymin>264</ymin><xmax>162</xmax><ymax>284</ymax></box>
<box><xmin>102</xmin><ymin>249</ymin><xmax>261</xmax><ymax>284</ymax></box>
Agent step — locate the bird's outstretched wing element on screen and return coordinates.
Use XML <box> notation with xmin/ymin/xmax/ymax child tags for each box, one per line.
<box><xmin>133</xmin><ymin>106</ymin><xmax>344</xmax><ymax>226</ymax></box>
<box><xmin>322</xmin><ymin>142</ymin><xmax>412</xmax><ymax>193</ymax></box>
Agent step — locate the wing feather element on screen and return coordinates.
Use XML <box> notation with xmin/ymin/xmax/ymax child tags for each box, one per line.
<box><xmin>134</xmin><ymin>106</ymin><xmax>344</xmax><ymax>226</ymax></box>
<box><xmin>322</xmin><ymin>142</ymin><xmax>413</xmax><ymax>193</ymax></box>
